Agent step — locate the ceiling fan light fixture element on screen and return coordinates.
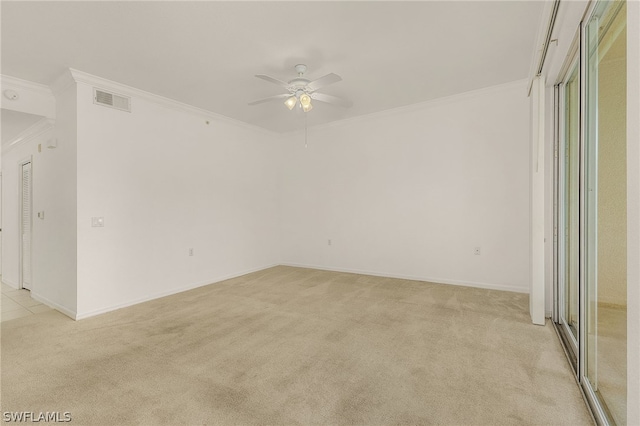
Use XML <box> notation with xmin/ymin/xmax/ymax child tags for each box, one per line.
<box><xmin>284</xmin><ymin>96</ymin><xmax>297</xmax><ymax>110</ymax></box>
<box><xmin>299</xmin><ymin>93</ymin><xmax>312</xmax><ymax>107</ymax></box>
<box><xmin>302</xmin><ymin>102</ymin><xmax>313</xmax><ymax>112</ymax></box>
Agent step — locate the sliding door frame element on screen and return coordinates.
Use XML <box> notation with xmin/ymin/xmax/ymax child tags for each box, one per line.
<box><xmin>554</xmin><ymin>33</ymin><xmax>580</xmax><ymax>374</ymax></box>
<box><xmin>553</xmin><ymin>1</ymin><xmax>625</xmax><ymax>424</ymax></box>
<box><xmin>579</xmin><ymin>1</ymin><xmax>625</xmax><ymax>423</ymax></box>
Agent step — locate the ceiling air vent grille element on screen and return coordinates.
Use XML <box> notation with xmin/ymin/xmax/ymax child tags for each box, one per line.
<box><xmin>93</xmin><ymin>88</ymin><xmax>131</xmax><ymax>112</ymax></box>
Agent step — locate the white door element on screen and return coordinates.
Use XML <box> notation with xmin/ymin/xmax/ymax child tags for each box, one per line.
<box><xmin>20</xmin><ymin>162</ymin><xmax>32</xmax><ymax>290</ymax></box>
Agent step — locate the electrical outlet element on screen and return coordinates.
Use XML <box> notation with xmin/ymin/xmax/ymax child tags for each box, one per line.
<box><xmin>328</xmin><ymin>239</ymin><xmax>332</xmax><ymax>246</ymax></box>
<box><xmin>189</xmin><ymin>248</ymin><xmax>194</xmax><ymax>256</ymax></box>
<box><xmin>474</xmin><ymin>247</ymin><xmax>481</xmax><ymax>255</ymax></box>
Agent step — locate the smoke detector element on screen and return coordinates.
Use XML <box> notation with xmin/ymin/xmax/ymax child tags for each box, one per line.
<box><xmin>3</xmin><ymin>89</ymin><xmax>19</xmax><ymax>101</ymax></box>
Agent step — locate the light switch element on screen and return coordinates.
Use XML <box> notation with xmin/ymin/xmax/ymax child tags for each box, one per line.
<box><xmin>37</xmin><ymin>211</ymin><xmax>45</xmax><ymax>220</ymax></box>
<box><xmin>91</xmin><ymin>217</ymin><xmax>104</xmax><ymax>227</ymax></box>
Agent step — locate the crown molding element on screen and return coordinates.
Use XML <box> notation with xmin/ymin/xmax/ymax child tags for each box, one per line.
<box><xmin>50</xmin><ymin>69</ymin><xmax>76</xmax><ymax>96</ymax></box>
<box><xmin>2</xmin><ymin>118</ymin><xmax>55</xmax><ymax>154</ymax></box>
<box><xmin>288</xmin><ymin>78</ymin><xmax>529</xmax><ymax>135</ymax></box>
<box><xmin>1</xmin><ymin>74</ymin><xmax>53</xmax><ymax>95</ymax></box>
<box><xmin>1</xmin><ymin>74</ymin><xmax>56</xmax><ymax>118</ymax></box>
<box><xmin>66</xmin><ymin>68</ymin><xmax>278</xmax><ymax>137</ymax></box>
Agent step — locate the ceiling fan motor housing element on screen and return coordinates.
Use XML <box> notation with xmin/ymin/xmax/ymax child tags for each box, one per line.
<box><xmin>289</xmin><ymin>79</ymin><xmax>310</xmax><ymax>92</ymax></box>
<box><xmin>288</xmin><ymin>64</ymin><xmax>310</xmax><ymax>93</ymax></box>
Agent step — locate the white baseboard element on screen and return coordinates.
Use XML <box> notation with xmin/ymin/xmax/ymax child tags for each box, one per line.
<box><xmin>43</xmin><ymin>261</ymin><xmax>529</xmax><ymax>321</ymax></box>
<box><xmin>1</xmin><ymin>278</ymin><xmax>19</xmax><ymax>289</ymax></box>
<box><xmin>30</xmin><ymin>292</ymin><xmax>77</xmax><ymax>319</ymax></box>
<box><xmin>280</xmin><ymin>262</ymin><xmax>529</xmax><ymax>294</ymax></box>
<box><xmin>75</xmin><ymin>263</ymin><xmax>279</xmax><ymax>320</ymax></box>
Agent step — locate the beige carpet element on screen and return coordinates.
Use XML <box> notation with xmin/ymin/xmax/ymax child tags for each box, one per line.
<box><xmin>1</xmin><ymin>266</ymin><xmax>592</xmax><ymax>425</ymax></box>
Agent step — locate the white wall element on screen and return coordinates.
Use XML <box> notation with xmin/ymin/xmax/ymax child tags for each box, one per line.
<box><xmin>279</xmin><ymin>81</ymin><xmax>531</xmax><ymax>293</ymax></box>
<box><xmin>33</xmin><ymin>82</ymin><xmax>78</xmax><ymax>316</ymax></box>
<box><xmin>74</xmin><ymin>78</ymin><xmax>280</xmax><ymax>318</ymax></box>
<box><xmin>1</xmin><ymin>83</ymin><xmax>77</xmax><ymax>316</ymax></box>
<box><xmin>626</xmin><ymin>0</ymin><xmax>639</xmax><ymax>422</ymax></box>
<box><xmin>530</xmin><ymin>76</ymin><xmax>546</xmax><ymax>324</ymax></box>
<box><xmin>1</xmin><ymin>148</ymin><xmax>20</xmax><ymax>287</ymax></box>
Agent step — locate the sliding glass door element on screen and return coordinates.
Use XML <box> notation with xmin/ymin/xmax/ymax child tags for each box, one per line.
<box><xmin>583</xmin><ymin>1</ymin><xmax>627</xmax><ymax>424</ymax></box>
<box><xmin>557</xmin><ymin>57</ymin><xmax>580</xmax><ymax>364</ymax></box>
<box><xmin>554</xmin><ymin>1</ymin><xmax>627</xmax><ymax>424</ymax></box>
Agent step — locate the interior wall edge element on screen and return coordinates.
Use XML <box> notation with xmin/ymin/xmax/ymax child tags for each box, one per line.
<box><xmin>74</xmin><ymin>77</ymin><xmax>279</xmax><ymax>316</ymax></box>
<box><xmin>67</xmin><ymin>68</ymin><xmax>279</xmax><ymax>138</ymax></box>
<box><xmin>530</xmin><ymin>75</ymin><xmax>547</xmax><ymax>325</ymax></box>
<box><xmin>279</xmin><ymin>81</ymin><xmax>530</xmax><ymax>297</ymax></box>
<box><xmin>287</xmin><ymin>78</ymin><xmax>529</xmax><ymax>136</ymax></box>
<box><xmin>74</xmin><ymin>263</ymin><xmax>280</xmax><ymax>321</ymax></box>
<box><xmin>280</xmin><ymin>262</ymin><xmax>529</xmax><ymax>295</ymax></box>
<box><xmin>1</xmin><ymin>279</ymin><xmax>18</xmax><ymax>289</ymax></box>
<box><xmin>30</xmin><ymin>291</ymin><xmax>77</xmax><ymax>320</ymax></box>
<box><xmin>2</xmin><ymin>118</ymin><xmax>55</xmax><ymax>155</ymax></box>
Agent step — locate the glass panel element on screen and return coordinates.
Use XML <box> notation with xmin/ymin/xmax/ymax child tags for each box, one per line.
<box><xmin>584</xmin><ymin>1</ymin><xmax>627</xmax><ymax>424</ymax></box>
<box><xmin>562</xmin><ymin>62</ymin><xmax>580</xmax><ymax>344</ymax></box>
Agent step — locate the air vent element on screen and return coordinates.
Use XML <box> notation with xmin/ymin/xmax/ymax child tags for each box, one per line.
<box><xmin>93</xmin><ymin>88</ymin><xmax>131</xmax><ymax>112</ymax></box>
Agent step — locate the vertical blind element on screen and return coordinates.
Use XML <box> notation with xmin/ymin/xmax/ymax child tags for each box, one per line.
<box><xmin>22</xmin><ymin>162</ymin><xmax>31</xmax><ymax>288</ymax></box>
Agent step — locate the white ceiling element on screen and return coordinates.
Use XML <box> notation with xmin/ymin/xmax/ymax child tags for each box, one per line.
<box><xmin>1</xmin><ymin>1</ymin><xmax>545</xmax><ymax>133</ymax></box>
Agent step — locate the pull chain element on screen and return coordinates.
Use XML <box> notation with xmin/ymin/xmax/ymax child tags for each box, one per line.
<box><xmin>304</xmin><ymin>112</ymin><xmax>308</xmax><ymax>148</ymax></box>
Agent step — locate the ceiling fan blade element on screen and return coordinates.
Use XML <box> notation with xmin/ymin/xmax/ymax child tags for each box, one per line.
<box><xmin>310</xmin><ymin>92</ymin><xmax>352</xmax><ymax>108</ymax></box>
<box><xmin>255</xmin><ymin>74</ymin><xmax>290</xmax><ymax>88</ymax></box>
<box><xmin>306</xmin><ymin>73</ymin><xmax>342</xmax><ymax>91</ymax></box>
<box><xmin>248</xmin><ymin>93</ymin><xmax>290</xmax><ymax>105</ymax></box>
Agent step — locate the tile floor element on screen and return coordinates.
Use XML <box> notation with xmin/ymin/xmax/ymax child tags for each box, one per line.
<box><xmin>1</xmin><ymin>280</ymin><xmax>52</xmax><ymax>322</ymax></box>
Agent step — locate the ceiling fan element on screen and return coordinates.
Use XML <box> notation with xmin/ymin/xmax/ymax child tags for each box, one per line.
<box><xmin>249</xmin><ymin>64</ymin><xmax>352</xmax><ymax>112</ymax></box>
